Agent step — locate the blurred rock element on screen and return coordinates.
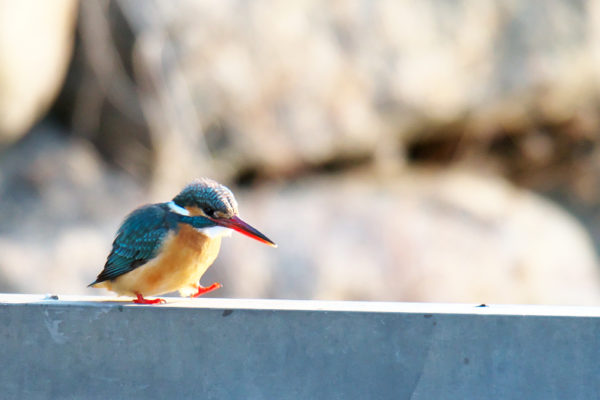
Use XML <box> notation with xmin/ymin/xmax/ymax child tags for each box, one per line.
<box><xmin>0</xmin><ymin>0</ymin><xmax>77</xmax><ymax>144</ymax></box>
<box><xmin>0</xmin><ymin>122</ymin><xmax>143</xmax><ymax>294</ymax></box>
<box><xmin>1</xmin><ymin>135</ymin><xmax>598</xmax><ymax>305</ymax></box>
<box><xmin>207</xmin><ymin>170</ymin><xmax>600</xmax><ymax>305</ymax></box>
<box><xmin>58</xmin><ymin>0</ymin><xmax>600</xmax><ymax>188</ymax></box>
<box><xmin>2</xmin><ymin>1</ymin><xmax>599</xmax><ymax>306</ymax></box>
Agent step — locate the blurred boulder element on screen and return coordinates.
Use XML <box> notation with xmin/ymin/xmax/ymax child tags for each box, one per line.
<box><xmin>60</xmin><ymin>0</ymin><xmax>600</xmax><ymax>188</ymax></box>
<box><xmin>2</xmin><ymin>141</ymin><xmax>598</xmax><ymax>305</ymax></box>
<box><xmin>208</xmin><ymin>170</ymin><xmax>600</xmax><ymax>305</ymax></box>
<box><xmin>3</xmin><ymin>1</ymin><xmax>599</xmax><ymax>306</ymax></box>
<box><xmin>0</xmin><ymin>0</ymin><xmax>77</xmax><ymax>144</ymax></box>
<box><xmin>0</xmin><ymin>122</ymin><xmax>143</xmax><ymax>294</ymax></box>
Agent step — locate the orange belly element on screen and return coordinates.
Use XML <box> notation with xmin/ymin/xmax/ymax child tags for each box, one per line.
<box><xmin>97</xmin><ymin>224</ymin><xmax>222</xmax><ymax>297</ymax></box>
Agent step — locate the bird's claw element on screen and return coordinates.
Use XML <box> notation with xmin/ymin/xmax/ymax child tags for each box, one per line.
<box><xmin>191</xmin><ymin>282</ymin><xmax>222</xmax><ymax>298</ymax></box>
<box><xmin>133</xmin><ymin>294</ymin><xmax>166</xmax><ymax>304</ymax></box>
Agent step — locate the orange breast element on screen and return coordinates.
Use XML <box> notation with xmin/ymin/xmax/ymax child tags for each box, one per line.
<box><xmin>101</xmin><ymin>224</ymin><xmax>222</xmax><ymax>297</ymax></box>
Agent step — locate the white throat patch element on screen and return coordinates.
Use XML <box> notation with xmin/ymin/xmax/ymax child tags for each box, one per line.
<box><xmin>197</xmin><ymin>226</ymin><xmax>233</xmax><ymax>239</ymax></box>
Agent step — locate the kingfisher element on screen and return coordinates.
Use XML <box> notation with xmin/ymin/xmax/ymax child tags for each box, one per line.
<box><xmin>89</xmin><ymin>178</ymin><xmax>276</xmax><ymax>304</ymax></box>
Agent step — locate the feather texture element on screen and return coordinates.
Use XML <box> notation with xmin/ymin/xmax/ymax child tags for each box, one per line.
<box><xmin>89</xmin><ymin>203</ymin><xmax>215</xmax><ymax>285</ymax></box>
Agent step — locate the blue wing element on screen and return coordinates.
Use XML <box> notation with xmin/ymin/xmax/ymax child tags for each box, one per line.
<box><xmin>90</xmin><ymin>204</ymin><xmax>176</xmax><ymax>284</ymax></box>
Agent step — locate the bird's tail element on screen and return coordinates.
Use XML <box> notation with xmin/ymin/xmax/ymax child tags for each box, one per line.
<box><xmin>88</xmin><ymin>279</ymin><xmax>103</xmax><ymax>288</ymax></box>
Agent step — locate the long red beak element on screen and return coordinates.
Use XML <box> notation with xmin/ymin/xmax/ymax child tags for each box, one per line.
<box><xmin>211</xmin><ymin>215</ymin><xmax>277</xmax><ymax>247</ymax></box>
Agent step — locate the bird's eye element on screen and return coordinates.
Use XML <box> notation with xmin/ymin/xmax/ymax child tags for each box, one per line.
<box><xmin>204</xmin><ymin>207</ymin><xmax>215</xmax><ymax>217</ymax></box>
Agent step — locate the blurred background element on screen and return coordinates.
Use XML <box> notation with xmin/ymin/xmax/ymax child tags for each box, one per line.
<box><xmin>1</xmin><ymin>0</ymin><xmax>600</xmax><ymax>304</ymax></box>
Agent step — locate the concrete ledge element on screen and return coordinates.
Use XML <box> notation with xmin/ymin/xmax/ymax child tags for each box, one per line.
<box><xmin>1</xmin><ymin>294</ymin><xmax>600</xmax><ymax>399</ymax></box>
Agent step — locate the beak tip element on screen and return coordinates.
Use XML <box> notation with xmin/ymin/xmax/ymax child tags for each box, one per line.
<box><xmin>219</xmin><ymin>215</ymin><xmax>277</xmax><ymax>249</ymax></box>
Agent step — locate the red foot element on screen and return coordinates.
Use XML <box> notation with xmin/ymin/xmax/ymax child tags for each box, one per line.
<box><xmin>133</xmin><ymin>293</ymin><xmax>166</xmax><ymax>304</ymax></box>
<box><xmin>191</xmin><ymin>282</ymin><xmax>222</xmax><ymax>298</ymax></box>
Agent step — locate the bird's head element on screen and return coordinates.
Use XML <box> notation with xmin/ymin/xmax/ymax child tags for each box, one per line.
<box><xmin>171</xmin><ymin>178</ymin><xmax>276</xmax><ymax>247</ymax></box>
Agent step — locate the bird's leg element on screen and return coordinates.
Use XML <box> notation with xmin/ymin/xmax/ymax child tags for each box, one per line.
<box><xmin>191</xmin><ymin>282</ymin><xmax>222</xmax><ymax>298</ymax></box>
<box><xmin>133</xmin><ymin>293</ymin><xmax>166</xmax><ymax>304</ymax></box>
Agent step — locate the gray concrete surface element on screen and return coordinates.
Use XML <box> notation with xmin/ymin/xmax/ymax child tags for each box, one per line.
<box><xmin>1</xmin><ymin>294</ymin><xmax>600</xmax><ymax>400</ymax></box>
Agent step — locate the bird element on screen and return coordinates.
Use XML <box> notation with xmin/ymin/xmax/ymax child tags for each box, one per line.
<box><xmin>89</xmin><ymin>178</ymin><xmax>276</xmax><ymax>304</ymax></box>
